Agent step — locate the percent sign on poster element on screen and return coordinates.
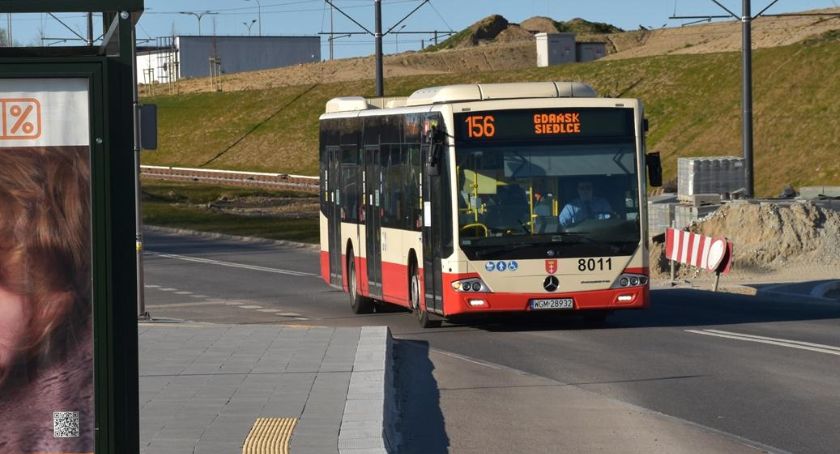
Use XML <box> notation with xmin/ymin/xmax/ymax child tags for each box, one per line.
<box><xmin>1</xmin><ymin>98</ymin><xmax>42</xmax><ymax>140</ymax></box>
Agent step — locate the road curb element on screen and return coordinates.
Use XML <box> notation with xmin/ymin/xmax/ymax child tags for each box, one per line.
<box><xmin>810</xmin><ymin>280</ymin><xmax>840</xmax><ymax>299</ymax></box>
<box><xmin>143</xmin><ymin>224</ymin><xmax>319</xmax><ymax>252</ymax></box>
<box><xmin>339</xmin><ymin>326</ymin><xmax>399</xmax><ymax>454</ymax></box>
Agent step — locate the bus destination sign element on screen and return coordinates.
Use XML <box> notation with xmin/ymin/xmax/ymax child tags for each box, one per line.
<box><xmin>455</xmin><ymin>108</ymin><xmax>633</xmax><ymax>143</ymax></box>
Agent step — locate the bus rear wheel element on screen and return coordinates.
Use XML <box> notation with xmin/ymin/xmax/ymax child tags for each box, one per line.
<box><xmin>410</xmin><ymin>265</ymin><xmax>439</xmax><ymax>328</ymax></box>
<box><xmin>348</xmin><ymin>252</ymin><xmax>373</xmax><ymax>314</ymax></box>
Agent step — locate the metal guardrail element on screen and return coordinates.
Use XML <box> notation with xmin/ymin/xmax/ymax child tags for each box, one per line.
<box><xmin>140</xmin><ymin>165</ymin><xmax>319</xmax><ymax>192</ymax></box>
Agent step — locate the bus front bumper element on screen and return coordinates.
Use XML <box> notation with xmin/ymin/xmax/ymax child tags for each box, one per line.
<box><xmin>442</xmin><ymin>281</ymin><xmax>649</xmax><ymax>317</ymax></box>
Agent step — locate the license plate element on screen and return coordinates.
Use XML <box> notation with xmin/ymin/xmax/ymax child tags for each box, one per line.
<box><xmin>529</xmin><ymin>298</ymin><xmax>574</xmax><ymax>310</ymax></box>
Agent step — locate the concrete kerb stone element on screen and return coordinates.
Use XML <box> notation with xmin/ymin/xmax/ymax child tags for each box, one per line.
<box><xmin>339</xmin><ymin>326</ymin><xmax>399</xmax><ymax>454</ymax></box>
<box><xmin>810</xmin><ymin>280</ymin><xmax>840</xmax><ymax>299</ymax></box>
<box><xmin>144</xmin><ymin>224</ymin><xmax>320</xmax><ymax>253</ymax></box>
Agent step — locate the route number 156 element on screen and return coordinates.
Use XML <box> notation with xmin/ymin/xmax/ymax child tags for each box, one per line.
<box><xmin>465</xmin><ymin>115</ymin><xmax>496</xmax><ymax>139</ymax></box>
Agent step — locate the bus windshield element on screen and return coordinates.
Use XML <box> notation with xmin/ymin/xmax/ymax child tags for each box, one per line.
<box><xmin>456</xmin><ymin>141</ymin><xmax>641</xmax><ymax>259</ymax></box>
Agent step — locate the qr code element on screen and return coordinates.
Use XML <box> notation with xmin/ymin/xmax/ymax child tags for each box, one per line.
<box><xmin>53</xmin><ymin>411</ymin><xmax>80</xmax><ymax>438</ymax></box>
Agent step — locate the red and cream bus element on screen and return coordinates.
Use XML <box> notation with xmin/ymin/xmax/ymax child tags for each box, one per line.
<box><xmin>319</xmin><ymin>82</ymin><xmax>662</xmax><ymax>327</ymax></box>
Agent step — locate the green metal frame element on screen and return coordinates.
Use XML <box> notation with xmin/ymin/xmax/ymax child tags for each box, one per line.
<box><xmin>1</xmin><ymin>1</ymin><xmax>142</xmax><ymax>12</ymax></box>
<box><xmin>0</xmin><ymin>50</ymin><xmax>139</xmax><ymax>454</ymax></box>
<box><xmin>0</xmin><ymin>5</ymin><xmax>141</xmax><ymax>452</ymax></box>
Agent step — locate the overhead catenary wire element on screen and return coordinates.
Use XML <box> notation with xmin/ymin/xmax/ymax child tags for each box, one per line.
<box><xmin>670</xmin><ymin>0</ymin><xmax>840</xmax><ymax>199</ymax></box>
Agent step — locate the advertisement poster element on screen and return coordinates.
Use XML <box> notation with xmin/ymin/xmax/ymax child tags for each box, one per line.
<box><xmin>0</xmin><ymin>79</ymin><xmax>94</xmax><ymax>453</ymax></box>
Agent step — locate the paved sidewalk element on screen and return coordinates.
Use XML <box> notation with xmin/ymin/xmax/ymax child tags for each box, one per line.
<box><xmin>138</xmin><ymin>323</ymin><xmax>389</xmax><ymax>454</ymax></box>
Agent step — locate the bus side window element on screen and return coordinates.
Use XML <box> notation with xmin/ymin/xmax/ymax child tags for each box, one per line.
<box><xmin>382</xmin><ymin>146</ymin><xmax>402</xmax><ymax>228</ymax></box>
<box><xmin>405</xmin><ymin>145</ymin><xmax>422</xmax><ymax>230</ymax></box>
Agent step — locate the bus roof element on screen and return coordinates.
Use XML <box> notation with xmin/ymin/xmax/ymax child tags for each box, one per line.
<box><xmin>323</xmin><ymin>81</ymin><xmax>597</xmax><ymax>114</ymax></box>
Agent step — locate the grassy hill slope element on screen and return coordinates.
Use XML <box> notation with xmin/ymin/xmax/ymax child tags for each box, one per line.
<box><xmin>143</xmin><ymin>32</ymin><xmax>840</xmax><ymax>196</ymax></box>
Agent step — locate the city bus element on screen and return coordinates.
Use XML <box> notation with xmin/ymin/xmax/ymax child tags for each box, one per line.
<box><xmin>319</xmin><ymin>82</ymin><xmax>662</xmax><ymax>327</ymax></box>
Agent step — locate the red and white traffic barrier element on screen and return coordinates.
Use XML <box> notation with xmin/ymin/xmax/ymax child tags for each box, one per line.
<box><xmin>665</xmin><ymin>228</ymin><xmax>733</xmax><ymax>290</ymax></box>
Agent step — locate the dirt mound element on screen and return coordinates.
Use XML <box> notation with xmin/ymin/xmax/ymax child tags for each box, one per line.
<box><xmin>651</xmin><ymin>202</ymin><xmax>840</xmax><ymax>276</ymax></box>
<box><xmin>471</xmin><ymin>15</ymin><xmax>511</xmax><ymax>43</ymax></box>
<box><xmin>144</xmin><ymin>7</ymin><xmax>840</xmax><ymax>97</ymax></box>
<box><xmin>564</xmin><ymin>18</ymin><xmax>623</xmax><ymax>34</ymax></box>
<box><xmin>521</xmin><ymin>16</ymin><xmax>560</xmax><ymax>34</ymax></box>
<box><xmin>693</xmin><ymin>201</ymin><xmax>840</xmax><ymax>268</ymax></box>
<box><xmin>602</xmin><ymin>7</ymin><xmax>840</xmax><ymax>60</ymax></box>
<box><xmin>495</xmin><ymin>25</ymin><xmax>535</xmax><ymax>44</ymax></box>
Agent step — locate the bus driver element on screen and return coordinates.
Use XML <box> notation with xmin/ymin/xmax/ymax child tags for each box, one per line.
<box><xmin>558</xmin><ymin>181</ymin><xmax>614</xmax><ymax>227</ymax></box>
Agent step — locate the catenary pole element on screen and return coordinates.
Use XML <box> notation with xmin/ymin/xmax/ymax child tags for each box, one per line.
<box><xmin>375</xmin><ymin>0</ymin><xmax>383</xmax><ymax>97</ymax></box>
<box><xmin>87</xmin><ymin>12</ymin><xmax>94</xmax><ymax>46</ymax></box>
<box><xmin>741</xmin><ymin>0</ymin><xmax>754</xmax><ymax>197</ymax></box>
<box><xmin>131</xmin><ymin>19</ymin><xmax>149</xmax><ymax>320</ymax></box>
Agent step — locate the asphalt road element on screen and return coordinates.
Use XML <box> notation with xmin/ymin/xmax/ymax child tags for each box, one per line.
<box><xmin>143</xmin><ymin>229</ymin><xmax>840</xmax><ymax>454</ymax></box>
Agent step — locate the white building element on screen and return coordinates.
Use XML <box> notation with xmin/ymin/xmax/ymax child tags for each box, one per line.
<box><xmin>535</xmin><ymin>33</ymin><xmax>576</xmax><ymax>67</ymax></box>
<box><xmin>137</xmin><ymin>35</ymin><xmax>320</xmax><ymax>84</ymax></box>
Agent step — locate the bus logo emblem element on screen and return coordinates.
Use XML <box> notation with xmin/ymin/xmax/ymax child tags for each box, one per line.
<box><xmin>543</xmin><ymin>276</ymin><xmax>559</xmax><ymax>292</ymax></box>
<box><xmin>545</xmin><ymin>260</ymin><xmax>557</xmax><ymax>274</ymax></box>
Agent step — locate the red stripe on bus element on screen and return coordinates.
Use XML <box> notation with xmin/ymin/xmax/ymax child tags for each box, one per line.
<box><xmin>381</xmin><ymin>261</ymin><xmax>411</xmax><ymax>307</ymax></box>
<box><xmin>441</xmin><ymin>271</ymin><xmax>648</xmax><ymax>315</ymax></box>
<box><xmin>320</xmin><ymin>250</ymin><xmax>330</xmax><ymax>284</ymax></box>
<box><xmin>624</xmin><ymin>267</ymin><xmax>649</xmax><ymax>275</ymax></box>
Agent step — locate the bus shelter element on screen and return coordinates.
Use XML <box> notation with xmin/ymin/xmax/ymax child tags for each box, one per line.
<box><xmin>0</xmin><ymin>2</ymin><xmax>142</xmax><ymax>453</ymax></box>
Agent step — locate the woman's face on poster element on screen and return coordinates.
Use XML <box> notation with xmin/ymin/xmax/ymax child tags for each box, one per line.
<box><xmin>0</xmin><ymin>284</ymin><xmax>27</xmax><ymax>372</ymax></box>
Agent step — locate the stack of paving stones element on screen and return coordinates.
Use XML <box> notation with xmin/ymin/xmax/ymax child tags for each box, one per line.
<box><xmin>138</xmin><ymin>324</ymin><xmax>396</xmax><ymax>454</ymax></box>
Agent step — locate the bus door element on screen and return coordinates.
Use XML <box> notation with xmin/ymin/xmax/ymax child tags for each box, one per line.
<box><xmin>422</xmin><ymin>144</ymin><xmax>444</xmax><ymax>314</ymax></box>
<box><xmin>327</xmin><ymin>146</ymin><xmax>343</xmax><ymax>287</ymax></box>
<box><xmin>364</xmin><ymin>146</ymin><xmax>383</xmax><ymax>298</ymax></box>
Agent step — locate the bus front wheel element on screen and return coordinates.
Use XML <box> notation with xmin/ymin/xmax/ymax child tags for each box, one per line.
<box><xmin>348</xmin><ymin>252</ymin><xmax>373</xmax><ymax>314</ymax></box>
<box><xmin>410</xmin><ymin>265</ymin><xmax>439</xmax><ymax>328</ymax></box>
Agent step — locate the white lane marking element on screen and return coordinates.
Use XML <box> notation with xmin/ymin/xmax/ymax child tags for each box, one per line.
<box><xmin>175</xmin><ymin>291</ymin><xmax>193</xmax><ymax>295</ymax></box>
<box><xmin>686</xmin><ymin>329</ymin><xmax>840</xmax><ymax>356</ymax></box>
<box><xmin>237</xmin><ymin>305</ymin><xmax>263</xmax><ymax>309</ymax></box>
<box><xmin>159</xmin><ymin>287</ymin><xmax>177</xmax><ymax>291</ymax></box>
<box><xmin>435</xmin><ymin>350</ymin><xmax>502</xmax><ymax>370</ymax></box>
<box><xmin>189</xmin><ymin>294</ymin><xmax>207</xmax><ymax>299</ymax></box>
<box><xmin>151</xmin><ymin>252</ymin><xmax>318</xmax><ymax>277</ymax></box>
<box><xmin>145</xmin><ymin>284</ymin><xmax>160</xmax><ymax>288</ymax></box>
<box><xmin>146</xmin><ymin>301</ymin><xmax>228</xmax><ymax>309</ymax></box>
<box><xmin>277</xmin><ymin>312</ymin><xmax>302</xmax><ymax>317</ymax></box>
<box><xmin>258</xmin><ymin>309</ymin><xmax>282</xmax><ymax>313</ymax></box>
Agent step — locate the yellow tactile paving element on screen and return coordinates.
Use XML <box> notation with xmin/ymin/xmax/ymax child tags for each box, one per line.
<box><xmin>242</xmin><ymin>417</ymin><xmax>298</xmax><ymax>454</ymax></box>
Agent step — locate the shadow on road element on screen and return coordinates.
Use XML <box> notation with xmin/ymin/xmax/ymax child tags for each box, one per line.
<box><xmin>394</xmin><ymin>340</ymin><xmax>449</xmax><ymax>454</ymax></box>
<box><xmin>449</xmin><ymin>287</ymin><xmax>840</xmax><ymax>333</ymax></box>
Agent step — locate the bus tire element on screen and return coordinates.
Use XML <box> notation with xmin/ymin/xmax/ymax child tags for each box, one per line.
<box><xmin>410</xmin><ymin>264</ymin><xmax>439</xmax><ymax>328</ymax></box>
<box><xmin>348</xmin><ymin>251</ymin><xmax>373</xmax><ymax>314</ymax></box>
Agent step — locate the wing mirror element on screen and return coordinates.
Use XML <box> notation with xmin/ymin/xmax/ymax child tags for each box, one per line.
<box><xmin>646</xmin><ymin>152</ymin><xmax>662</xmax><ymax>187</ymax></box>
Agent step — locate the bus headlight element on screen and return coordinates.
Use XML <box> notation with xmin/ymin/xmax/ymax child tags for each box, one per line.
<box><xmin>612</xmin><ymin>274</ymin><xmax>648</xmax><ymax>288</ymax></box>
<box><xmin>451</xmin><ymin>278</ymin><xmax>490</xmax><ymax>293</ymax></box>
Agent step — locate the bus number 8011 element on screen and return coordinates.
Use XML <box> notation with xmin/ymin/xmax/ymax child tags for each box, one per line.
<box><xmin>578</xmin><ymin>258</ymin><xmax>612</xmax><ymax>272</ymax></box>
